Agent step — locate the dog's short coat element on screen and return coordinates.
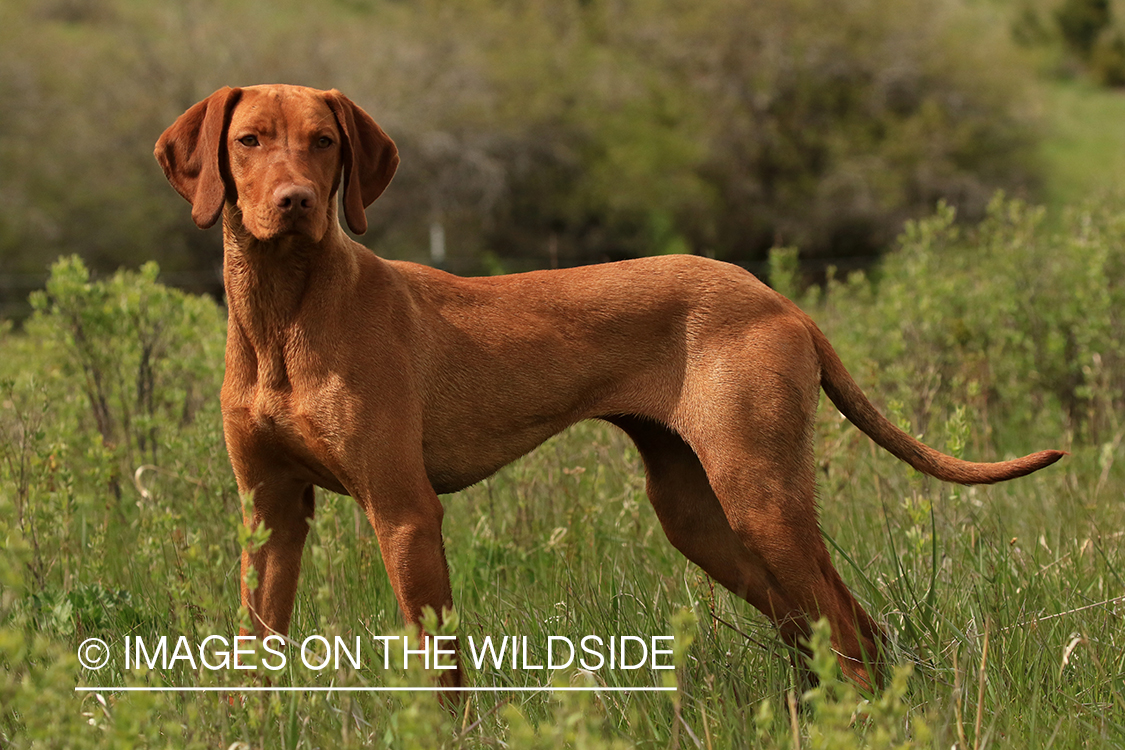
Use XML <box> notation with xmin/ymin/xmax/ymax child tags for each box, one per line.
<box><xmin>156</xmin><ymin>84</ymin><xmax>1063</xmax><ymax>688</ymax></box>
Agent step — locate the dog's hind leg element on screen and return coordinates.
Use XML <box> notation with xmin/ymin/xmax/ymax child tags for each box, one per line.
<box><xmin>609</xmin><ymin>417</ymin><xmax>813</xmax><ymax>668</ymax></box>
<box><xmin>677</xmin><ymin>324</ymin><xmax>885</xmax><ymax>688</ymax></box>
<box><xmin>699</xmin><ymin>441</ymin><xmax>885</xmax><ymax>689</ymax></box>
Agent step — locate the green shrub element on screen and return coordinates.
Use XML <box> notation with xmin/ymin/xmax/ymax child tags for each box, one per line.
<box><xmin>1056</xmin><ymin>0</ymin><xmax>1112</xmax><ymax>58</ymax></box>
<box><xmin>25</xmin><ymin>256</ymin><xmax>224</xmax><ymax>467</ymax></box>
<box><xmin>809</xmin><ymin>195</ymin><xmax>1125</xmax><ymax>450</ymax></box>
<box><xmin>1091</xmin><ymin>24</ymin><xmax>1125</xmax><ymax>84</ymax></box>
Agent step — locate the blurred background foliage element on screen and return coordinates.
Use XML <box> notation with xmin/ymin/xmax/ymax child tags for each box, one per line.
<box><xmin>4</xmin><ymin>0</ymin><xmax>1121</xmax><ymax>315</ymax></box>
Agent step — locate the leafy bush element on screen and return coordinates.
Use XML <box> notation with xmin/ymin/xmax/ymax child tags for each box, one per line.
<box><xmin>1091</xmin><ymin>23</ymin><xmax>1125</xmax><ymax>84</ymax></box>
<box><xmin>805</xmin><ymin>195</ymin><xmax>1125</xmax><ymax>450</ymax></box>
<box><xmin>25</xmin><ymin>256</ymin><xmax>224</xmax><ymax>468</ymax></box>
<box><xmin>1055</xmin><ymin>0</ymin><xmax>1112</xmax><ymax>58</ymax></box>
<box><xmin>642</xmin><ymin>0</ymin><xmax>1038</xmax><ymax>263</ymax></box>
<box><xmin>1015</xmin><ymin>0</ymin><xmax>1125</xmax><ymax>87</ymax></box>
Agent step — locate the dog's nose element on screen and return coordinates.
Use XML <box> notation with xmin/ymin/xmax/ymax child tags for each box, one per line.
<box><xmin>273</xmin><ymin>185</ymin><xmax>316</xmax><ymax>215</ymax></box>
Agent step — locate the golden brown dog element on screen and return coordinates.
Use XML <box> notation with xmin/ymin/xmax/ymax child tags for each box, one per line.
<box><xmin>155</xmin><ymin>84</ymin><xmax>1063</xmax><ymax>689</ymax></box>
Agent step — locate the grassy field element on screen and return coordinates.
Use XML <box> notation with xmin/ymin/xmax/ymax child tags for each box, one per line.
<box><xmin>1037</xmin><ymin>81</ymin><xmax>1125</xmax><ymax>210</ymax></box>
<box><xmin>2</xmin><ymin>188</ymin><xmax>1123</xmax><ymax>749</ymax></box>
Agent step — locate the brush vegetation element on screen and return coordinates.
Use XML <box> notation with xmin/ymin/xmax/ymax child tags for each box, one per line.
<box><xmin>0</xmin><ymin>0</ymin><xmax>1039</xmax><ymax>302</ymax></box>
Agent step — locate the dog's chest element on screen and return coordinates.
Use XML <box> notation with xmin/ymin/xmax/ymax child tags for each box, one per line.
<box><xmin>248</xmin><ymin>387</ymin><xmax>300</xmax><ymax>437</ymax></box>
<box><xmin>229</xmin><ymin>380</ymin><xmax>352</xmax><ymax>493</ymax></box>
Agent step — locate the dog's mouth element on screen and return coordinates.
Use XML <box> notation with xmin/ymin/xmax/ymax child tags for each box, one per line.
<box><xmin>243</xmin><ymin>210</ymin><xmax>328</xmax><ymax>243</ymax></box>
<box><xmin>274</xmin><ymin>213</ymin><xmax>314</xmax><ymax>236</ymax></box>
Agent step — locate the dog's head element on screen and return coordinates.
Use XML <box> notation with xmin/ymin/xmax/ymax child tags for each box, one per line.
<box><xmin>155</xmin><ymin>84</ymin><xmax>399</xmax><ymax>241</ymax></box>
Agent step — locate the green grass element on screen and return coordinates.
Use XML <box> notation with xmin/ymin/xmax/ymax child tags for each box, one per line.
<box><xmin>1038</xmin><ymin>80</ymin><xmax>1125</xmax><ymax>210</ymax></box>
<box><xmin>6</xmin><ymin>419</ymin><xmax>1121</xmax><ymax>748</ymax></box>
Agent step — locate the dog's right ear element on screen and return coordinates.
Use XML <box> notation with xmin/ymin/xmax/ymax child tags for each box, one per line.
<box><xmin>155</xmin><ymin>87</ymin><xmax>242</xmax><ymax>229</ymax></box>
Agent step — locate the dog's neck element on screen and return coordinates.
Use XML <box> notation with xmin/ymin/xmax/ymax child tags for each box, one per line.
<box><xmin>221</xmin><ymin>203</ymin><xmax>357</xmax><ymax>386</ymax></box>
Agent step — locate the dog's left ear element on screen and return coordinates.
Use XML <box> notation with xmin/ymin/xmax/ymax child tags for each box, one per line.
<box><xmin>324</xmin><ymin>90</ymin><xmax>400</xmax><ymax>235</ymax></box>
<box><xmin>155</xmin><ymin>86</ymin><xmax>243</xmax><ymax>229</ymax></box>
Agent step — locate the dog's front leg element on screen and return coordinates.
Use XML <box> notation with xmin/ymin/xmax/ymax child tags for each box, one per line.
<box><xmin>356</xmin><ymin>478</ymin><xmax>462</xmax><ymax>689</ymax></box>
<box><xmin>238</xmin><ymin>478</ymin><xmax>316</xmax><ymax>639</ymax></box>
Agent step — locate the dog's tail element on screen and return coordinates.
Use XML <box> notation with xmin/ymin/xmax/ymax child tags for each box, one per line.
<box><xmin>806</xmin><ymin>316</ymin><xmax>1065</xmax><ymax>485</ymax></box>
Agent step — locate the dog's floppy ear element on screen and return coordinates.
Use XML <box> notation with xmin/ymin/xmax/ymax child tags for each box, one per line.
<box><xmin>154</xmin><ymin>86</ymin><xmax>242</xmax><ymax>229</ymax></box>
<box><xmin>324</xmin><ymin>90</ymin><xmax>400</xmax><ymax>235</ymax></box>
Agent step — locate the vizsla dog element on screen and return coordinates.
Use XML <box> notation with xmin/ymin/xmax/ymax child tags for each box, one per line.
<box><xmin>156</xmin><ymin>84</ymin><xmax>1063</xmax><ymax>689</ymax></box>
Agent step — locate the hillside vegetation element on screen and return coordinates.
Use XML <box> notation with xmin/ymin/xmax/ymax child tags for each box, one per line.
<box><xmin>0</xmin><ymin>0</ymin><xmax>1038</xmax><ymax>299</ymax></box>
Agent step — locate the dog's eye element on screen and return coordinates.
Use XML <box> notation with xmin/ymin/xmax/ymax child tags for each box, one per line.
<box><xmin>238</xmin><ymin>135</ymin><xmax>259</xmax><ymax>147</ymax></box>
<box><xmin>315</xmin><ymin>136</ymin><xmax>333</xmax><ymax>148</ymax></box>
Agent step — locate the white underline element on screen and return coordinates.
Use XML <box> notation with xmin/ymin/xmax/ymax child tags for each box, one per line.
<box><xmin>75</xmin><ymin>686</ymin><xmax>676</xmax><ymax>693</ymax></box>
